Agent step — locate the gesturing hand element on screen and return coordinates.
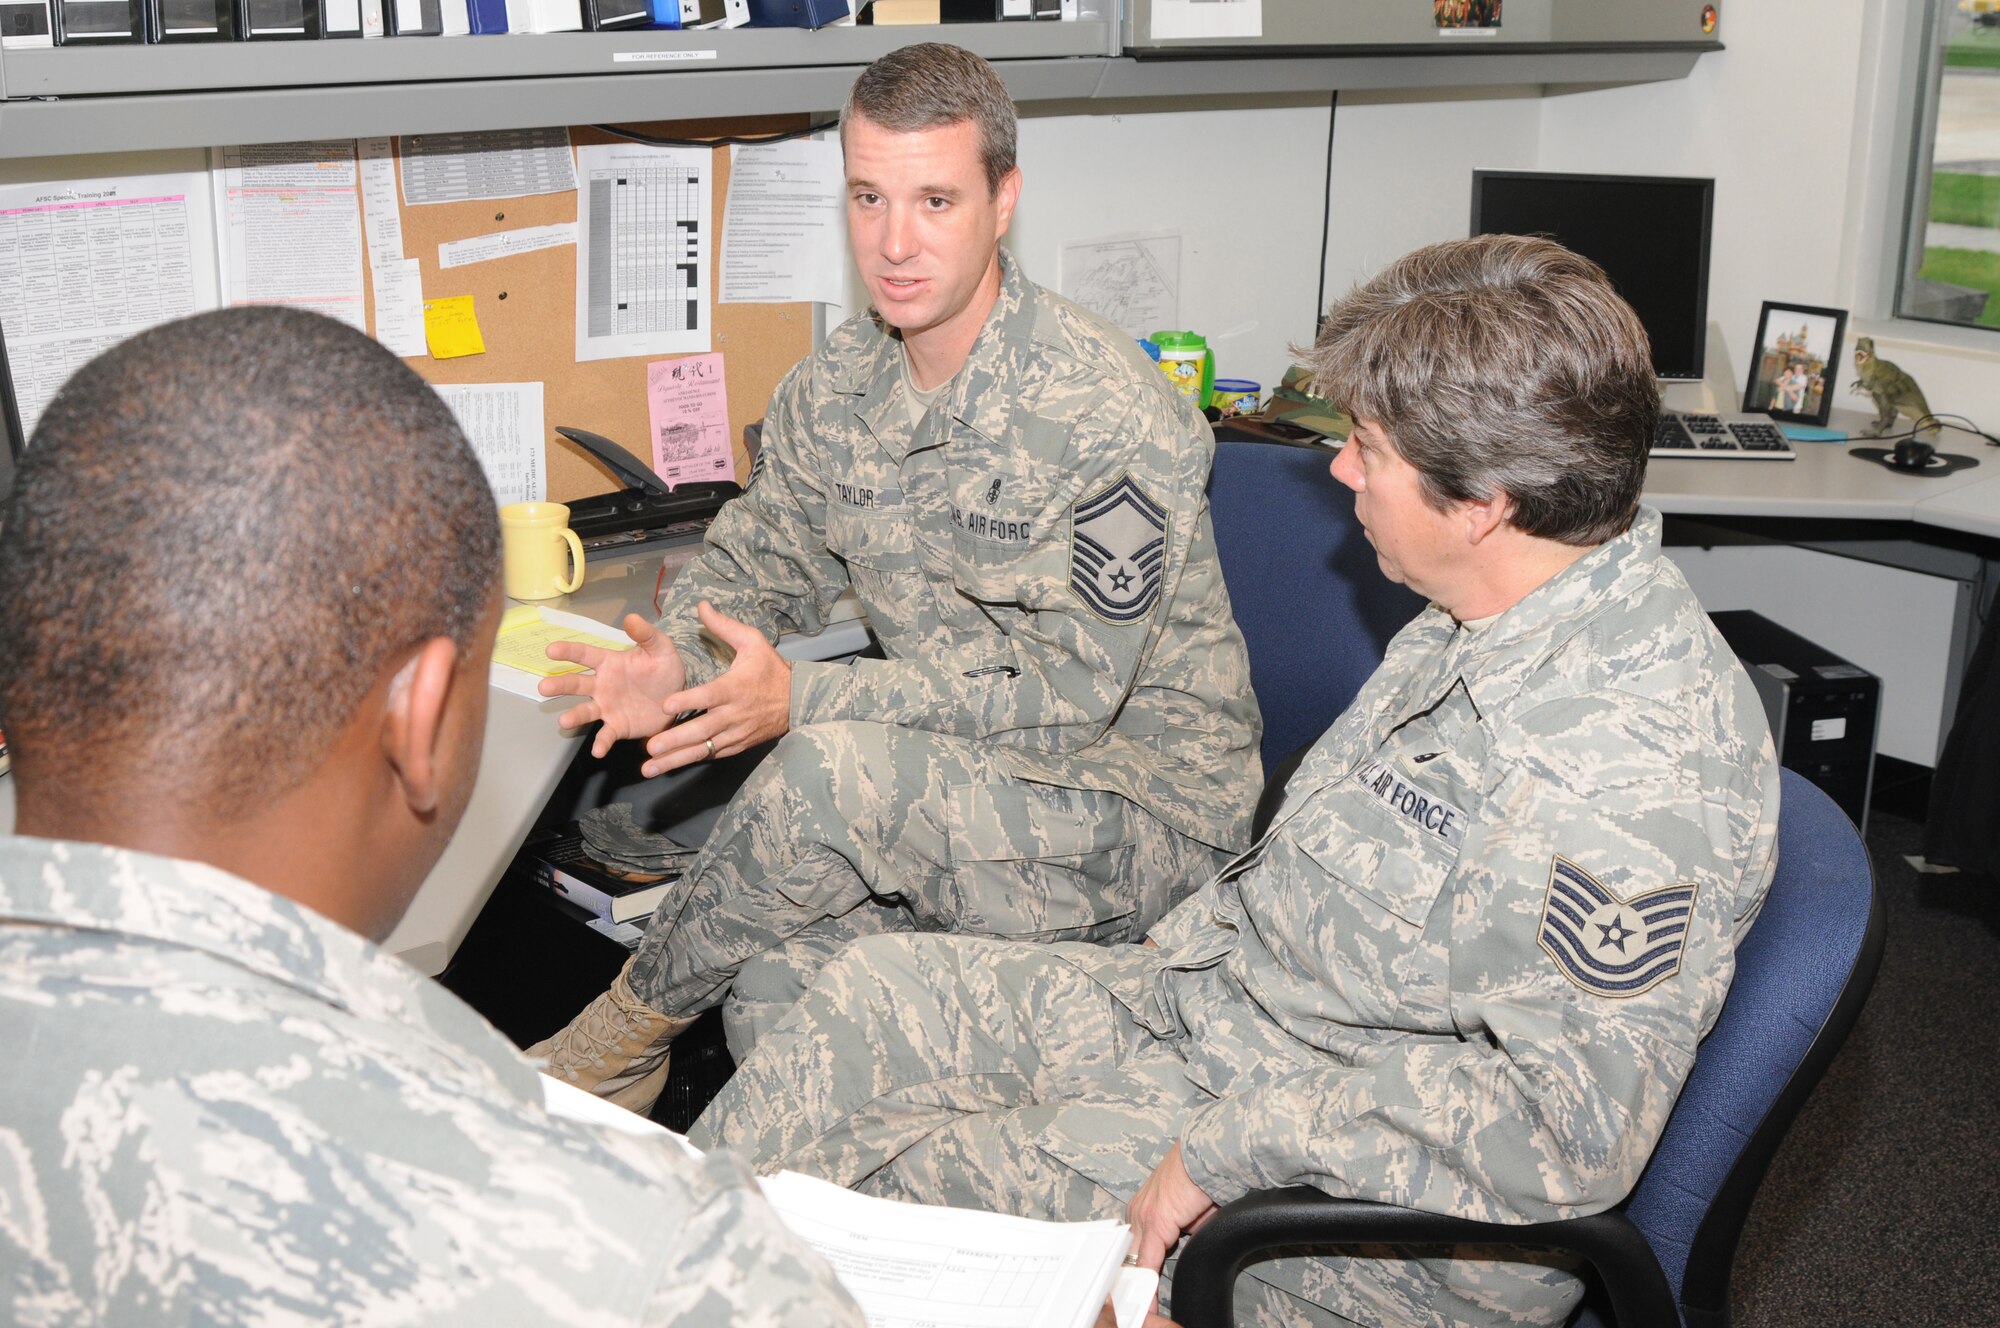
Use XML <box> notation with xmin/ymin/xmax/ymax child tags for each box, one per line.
<box><xmin>538</xmin><ymin>613</ymin><xmax>688</xmax><ymax>759</ymax></box>
<box><xmin>1127</xmin><ymin>1142</ymin><xmax>1218</xmax><ymax>1285</ymax></box>
<box><xmin>640</xmin><ymin>601</ymin><xmax>792</xmax><ymax>778</ymax></box>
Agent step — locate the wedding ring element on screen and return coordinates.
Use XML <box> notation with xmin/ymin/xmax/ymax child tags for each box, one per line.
<box><xmin>705</xmin><ymin>737</ymin><xmax>716</xmax><ymax>759</ymax></box>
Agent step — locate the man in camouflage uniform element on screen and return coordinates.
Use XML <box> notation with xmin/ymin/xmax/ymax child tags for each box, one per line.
<box><xmin>534</xmin><ymin>43</ymin><xmax>1261</xmax><ymax>1105</ymax></box>
<box><xmin>0</xmin><ymin>308</ymin><xmax>860</xmax><ymax>1326</ymax></box>
<box><xmin>691</xmin><ymin>235</ymin><xmax>1782</xmax><ymax>1328</ymax></box>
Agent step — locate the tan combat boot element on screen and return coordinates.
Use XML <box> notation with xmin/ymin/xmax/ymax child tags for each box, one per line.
<box><xmin>528</xmin><ymin>963</ymin><xmax>699</xmax><ymax>1116</ymax></box>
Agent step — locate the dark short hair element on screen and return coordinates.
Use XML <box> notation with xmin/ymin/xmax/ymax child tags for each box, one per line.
<box><xmin>843</xmin><ymin>42</ymin><xmax>1018</xmax><ymax>194</ymax></box>
<box><xmin>0</xmin><ymin>306</ymin><xmax>500</xmax><ymax>817</ymax></box>
<box><xmin>1306</xmin><ymin>233</ymin><xmax>1658</xmax><ymax>546</ymax></box>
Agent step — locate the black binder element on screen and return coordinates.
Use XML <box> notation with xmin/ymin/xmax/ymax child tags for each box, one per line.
<box><xmin>149</xmin><ymin>0</ymin><xmax>233</xmax><ymax>39</ymax></box>
<box><xmin>383</xmin><ymin>0</ymin><xmax>439</xmax><ymax>33</ymax></box>
<box><xmin>236</xmin><ymin>0</ymin><xmax>319</xmax><ymax>38</ymax></box>
<box><xmin>0</xmin><ymin>0</ymin><xmax>54</xmax><ymax>45</ymax></box>
<box><xmin>582</xmin><ymin>0</ymin><xmax>647</xmax><ymax>27</ymax></box>
<box><xmin>53</xmin><ymin>0</ymin><xmax>144</xmax><ymax>41</ymax></box>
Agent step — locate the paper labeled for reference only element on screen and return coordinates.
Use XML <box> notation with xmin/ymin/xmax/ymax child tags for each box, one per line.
<box><xmin>435</xmin><ymin>380</ymin><xmax>543</xmax><ymax>504</ymax></box>
<box><xmin>358</xmin><ymin>136</ymin><xmax>406</xmax><ymax>269</ymax></box>
<box><xmin>646</xmin><ymin>353</ymin><xmax>732</xmax><ymax>490</ymax></box>
<box><xmin>1148</xmin><ymin>0</ymin><xmax>1260</xmax><ymax>39</ymax></box>
<box><xmin>575</xmin><ymin>141</ymin><xmax>712</xmax><ymax>362</ymax></box>
<box><xmin>721</xmin><ymin>138</ymin><xmax>846</xmax><ymax>305</ymax></box>
<box><xmin>212</xmin><ymin>140</ymin><xmax>367</xmax><ymax>334</ymax></box>
<box><xmin>371</xmin><ymin>257</ymin><xmax>426</xmax><ymax>358</ymax></box>
<box><xmin>424</xmin><ymin>295</ymin><xmax>486</xmax><ymax>358</ymax></box>
<box><xmin>612</xmin><ymin>48</ymin><xmax>718</xmax><ymax>61</ymax></box>
<box><xmin>438</xmin><ymin>221</ymin><xmax>578</xmax><ymax>269</ymax></box>
<box><xmin>1059</xmin><ymin>232</ymin><xmax>1181</xmax><ymax>338</ymax></box>
<box><xmin>0</xmin><ymin>171</ymin><xmax>218</xmax><ymax>433</ymax></box>
<box><xmin>399</xmin><ymin>127</ymin><xmax>578</xmax><ymax>205</ymax></box>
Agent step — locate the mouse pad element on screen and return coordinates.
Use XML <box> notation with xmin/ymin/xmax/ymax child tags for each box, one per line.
<box><xmin>1850</xmin><ymin>447</ymin><xmax>1981</xmax><ymax>477</ymax></box>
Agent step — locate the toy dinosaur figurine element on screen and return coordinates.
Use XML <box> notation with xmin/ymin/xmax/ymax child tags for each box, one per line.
<box><xmin>1850</xmin><ymin>336</ymin><xmax>1935</xmax><ymax>437</ymax></box>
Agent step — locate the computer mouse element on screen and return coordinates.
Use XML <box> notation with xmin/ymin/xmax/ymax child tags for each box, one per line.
<box><xmin>1890</xmin><ymin>438</ymin><xmax>1936</xmax><ymax>470</ymax></box>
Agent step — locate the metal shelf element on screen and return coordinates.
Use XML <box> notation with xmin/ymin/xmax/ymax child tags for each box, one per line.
<box><xmin>0</xmin><ymin>20</ymin><xmax>1710</xmax><ymax>160</ymax></box>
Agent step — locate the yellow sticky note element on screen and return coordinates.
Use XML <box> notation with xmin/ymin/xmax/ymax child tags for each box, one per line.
<box><xmin>492</xmin><ymin>607</ymin><xmax>632</xmax><ymax>678</ymax></box>
<box><xmin>424</xmin><ymin>296</ymin><xmax>485</xmax><ymax>359</ymax></box>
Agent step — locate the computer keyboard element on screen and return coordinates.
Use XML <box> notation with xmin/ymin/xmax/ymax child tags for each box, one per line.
<box><xmin>1650</xmin><ymin>413</ymin><xmax>1796</xmax><ymax>461</ymax></box>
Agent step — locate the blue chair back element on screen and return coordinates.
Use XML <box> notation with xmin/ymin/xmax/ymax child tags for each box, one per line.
<box><xmin>1586</xmin><ymin>769</ymin><xmax>1882</xmax><ymax>1328</ymax></box>
<box><xmin>1205</xmin><ymin>439</ymin><xmax>1426</xmax><ymax>776</ymax></box>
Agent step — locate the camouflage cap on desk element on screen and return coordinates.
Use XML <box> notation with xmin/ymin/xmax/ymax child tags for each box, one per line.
<box><xmin>1257</xmin><ymin>366</ymin><xmax>1352</xmax><ymax>440</ymax></box>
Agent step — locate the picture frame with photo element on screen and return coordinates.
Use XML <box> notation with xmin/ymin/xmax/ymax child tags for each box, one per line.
<box><xmin>1743</xmin><ymin>301</ymin><xmax>1848</xmax><ymax>427</ymax></box>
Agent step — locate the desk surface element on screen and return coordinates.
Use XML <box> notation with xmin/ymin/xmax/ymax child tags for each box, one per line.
<box><xmin>0</xmin><ymin>539</ymin><xmax>868</xmax><ymax>977</ymax></box>
<box><xmin>1642</xmin><ymin>407</ymin><xmax>2000</xmax><ymax>535</ymax></box>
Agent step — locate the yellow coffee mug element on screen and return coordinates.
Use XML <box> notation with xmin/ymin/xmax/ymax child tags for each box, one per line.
<box><xmin>499</xmin><ymin>501</ymin><xmax>586</xmax><ymax>600</ymax></box>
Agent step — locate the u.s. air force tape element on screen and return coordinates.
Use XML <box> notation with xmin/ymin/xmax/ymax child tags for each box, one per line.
<box><xmin>1350</xmin><ymin>758</ymin><xmax>1468</xmax><ymax>851</ymax></box>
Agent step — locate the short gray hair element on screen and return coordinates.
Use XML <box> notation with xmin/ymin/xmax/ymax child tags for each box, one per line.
<box><xmin>1306</xmin><ymin>233</ymin><xmax>1657</xmax><ymax>546</ymax></box>
<box><xmin>843</xmin><ymin>42</ymin><xmax>1018</xmax><ymax>195</ymax></box>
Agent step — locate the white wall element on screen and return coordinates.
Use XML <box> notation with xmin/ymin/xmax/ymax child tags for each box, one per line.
<box><xmin>1320</xmin><ymin>87</ymin><xmax>1541</xmax><ymax>300</ymax></box>
<box><xmin>1011</xmin><ymin>100</ymin><xmax>1331</xmax><ymax>393</ymax></box>
<box><xmin>822</xmin><ymin>98</ymin><xmax>1338</xmax><ymax>396</ymax></box>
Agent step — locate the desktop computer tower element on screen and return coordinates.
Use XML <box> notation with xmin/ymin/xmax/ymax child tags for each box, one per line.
<box><xmin>1710</xmin><ymin>610</ymin><xmax>1879</xmax><ymax>831</ymax></box>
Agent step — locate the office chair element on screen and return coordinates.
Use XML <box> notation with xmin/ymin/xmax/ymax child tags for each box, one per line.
<box><xmin>1171</xmin><ymin>769</ymin><xmax>1884</xmax><ymax>1328</ymax></box>
<box><xmin>1205</xmin><ymin>437</ymin><xmax>1425</xmax><ymax>778</ymax></box>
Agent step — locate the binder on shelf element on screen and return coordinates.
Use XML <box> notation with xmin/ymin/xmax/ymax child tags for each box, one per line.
<box><xmin>384</xmin><ymin>0</ymin><xmax>440</xmax><ymax>33</ymax></box>
<box><xmin>583</xmin><ymin>0</ymin><xmax>646</xmax><ymax>28</ymax></box>
<box><xmin>677</xmin><ymin>0</ymin><xmax>744</xmax><ymax>26</ymax></box>
<box><xmin>438</xmin><ymin>0</ymin><xmax>467</xmax><ymax>33</ymax></box>
<box><xmin>237</xmin><ymin>0</ymin><xmax>320</xmax><ymax>38</ymax></box>
<box><xmin>860</xmin><ymin>0</ymin><xmax>931</xmax><ymax>20</ymax></box>
<box><xmin>743</xmin><ymin>0</ymin><xmax>843</xmax><ymax>26</ymax></box>
<box><xmin>53</xmin><ymin>0</ymin><xmax>145</xmax><ymax>41</ymax></box>
<box><xmin>502</xmin><ymin>0</ymin><xmax>579</xmax><ymax>32</ymax></box>
<box><xmin>150</xmin><ymin>0</ymin><xmax>233</xmax><ymax>37</ymax></box>
<box><xmin>0</xmin><ymin>0</ymin><xmax>54</xmax><ymax>47</ymax></box>
<box><xmin>465</xmin><ymin>0</ymin><xmax>503</xmax><ymax>31</ymax></box>
<box><xmin>321</xmin><ymin>0</ymin><xmax>359</xmax><ymax>34</ymax></box>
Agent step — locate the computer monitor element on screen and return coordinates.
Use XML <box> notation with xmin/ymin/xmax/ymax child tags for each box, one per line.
<box><xmin>1469</xmin><ymin>170</ymin><xmax>1715</xmax><ymax>383</ymax></box>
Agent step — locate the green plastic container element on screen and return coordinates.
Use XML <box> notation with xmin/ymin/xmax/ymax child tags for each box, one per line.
<box><xmin>1150</xmin><ymin>330</ymin><xmax>1214</xmax><ymax>409</ymax></box>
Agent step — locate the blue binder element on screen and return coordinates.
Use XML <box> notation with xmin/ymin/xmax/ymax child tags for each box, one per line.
<box><xmin>466</xmin><ymin>0</ymin><xmax>503</xmax><ymax>31</ymax></box>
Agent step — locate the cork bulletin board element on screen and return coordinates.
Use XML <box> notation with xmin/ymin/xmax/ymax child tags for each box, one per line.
<box><xmin>363</xmin><ymin>116</ymin><xmax>817</xmax><ymax>502</ymax></box>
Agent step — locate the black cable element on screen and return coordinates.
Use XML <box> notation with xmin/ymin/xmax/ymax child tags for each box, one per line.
<box><xmin>1848</xmin><ymin>412</ymin><xmax>2000</xmax><ymax>448</ymax></box>
<box><xmin>1913</xmin><ymin>412</ymin><xmax>2000</xmax><ymax>447</ymax></box>
<box><xmin>1315</xmin><ymin>92</ymin><xmax>1337</xmax><ymax>323</ymax></box>
<box><xmin>592</xmin><ymin>119</ymin><xmax>842</xmax><ymax>148</ymax></box>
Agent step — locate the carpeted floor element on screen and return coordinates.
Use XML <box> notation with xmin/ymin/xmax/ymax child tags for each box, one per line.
<box><xmin>1731</xmin><ymin>810</ymin><xmax>2000</xmax><ymax>1326</ymax></box>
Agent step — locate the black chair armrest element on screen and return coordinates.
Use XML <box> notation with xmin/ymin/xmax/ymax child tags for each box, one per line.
<box><xmin>1171</xmin><ymin>1187</ymin><xmax>1677</xmax><ymax>1328</ymax></box>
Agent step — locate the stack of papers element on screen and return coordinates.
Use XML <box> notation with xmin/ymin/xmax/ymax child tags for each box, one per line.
<box><xmin>759</xmin><ymin>1169</ymin><xmax>1152</xmax><ymax>1328</ymax></box>
<box><xmin>537</xmin><ymin>1075</ymin><xmax>1157</xmax><ymax>1328</ymax></box>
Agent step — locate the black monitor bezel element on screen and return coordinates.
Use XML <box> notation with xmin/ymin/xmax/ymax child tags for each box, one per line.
<box><xmin>1469</xmin><ymin>168</ymin><xmax>1716</xmax><ymax>383</ymax></box>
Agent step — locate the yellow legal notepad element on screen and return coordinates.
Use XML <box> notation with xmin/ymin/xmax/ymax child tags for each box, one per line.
<box><xmin>492</xmin><ymin>605</ymin><xmax>632</xmax><ymax>678</ymax></box>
